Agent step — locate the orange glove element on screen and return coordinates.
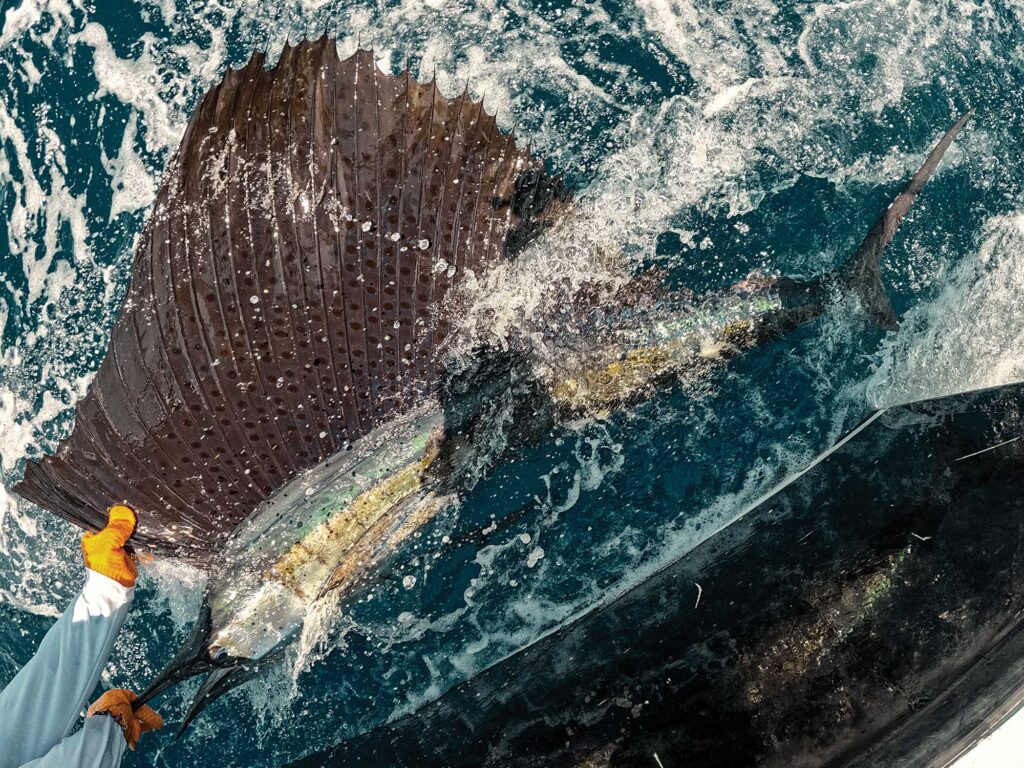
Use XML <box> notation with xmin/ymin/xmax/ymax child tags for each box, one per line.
<box><xmin>82</xmin><ymin>504</ymin><xmax>138</xmax><ymax>588</ymax></box>
<box><xmin>87</xmin><ymin>689</ymin><xmax>163</xmax><ymax>750</ymax></box>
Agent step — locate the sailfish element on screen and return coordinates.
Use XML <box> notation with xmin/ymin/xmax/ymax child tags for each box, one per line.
<box><xmin>13</xmin><ymin>36</ymin><xmax>970</xmax><ymax>733</ymax></box>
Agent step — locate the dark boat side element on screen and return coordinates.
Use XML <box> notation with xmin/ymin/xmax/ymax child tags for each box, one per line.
<box><xmin>291</xmin><ymin>381</ymin><xmax>1024</xmax><ymax>768</ymax></box>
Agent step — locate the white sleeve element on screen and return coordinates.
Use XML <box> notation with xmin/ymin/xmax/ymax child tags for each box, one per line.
<box><xmin>0</xmin><ymin>570</ymin><xmax>134</xmax><ymax>768</ymax></box>
<box><xmin>18</xmin><ymin>715</ymin><xmax>127</xmax><ymax>768</ymax></box>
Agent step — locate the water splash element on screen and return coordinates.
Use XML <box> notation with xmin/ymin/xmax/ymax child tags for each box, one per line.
<box><xmin>868</xmin><ymin>211</ymin><xmax>1024</xmax><ymax>407</ymax></box>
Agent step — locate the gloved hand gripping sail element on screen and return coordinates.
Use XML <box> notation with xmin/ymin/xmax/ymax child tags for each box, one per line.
<box><xmin>14</xmin><ymin>38</ymin><xmax>565</xmax><ymax>559</ymax></box>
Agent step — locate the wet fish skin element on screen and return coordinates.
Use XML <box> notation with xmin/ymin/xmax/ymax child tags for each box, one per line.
<box><xmin>205</xmin><ymin>405</ymin><xmax>446</xmax><ymax>663</ymax></box>
<box><xmin>288</xmin><ymin>381</ymin><xmax>1024</xmax><ymax>768</ymax></box>
<box><xmin>545</xmin><ymin>109</ymin><xmax>973</xmax><ymax>412</ymax></box>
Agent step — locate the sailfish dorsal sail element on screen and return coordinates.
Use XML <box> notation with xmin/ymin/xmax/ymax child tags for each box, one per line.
<box><xmin>15</xmin><ymin>38</ymin><xmax>563</xmax><ymax>558</ymax></box>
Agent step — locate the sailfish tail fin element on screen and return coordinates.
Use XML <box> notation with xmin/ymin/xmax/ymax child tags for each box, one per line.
<box><xmin>843</xmin><ymin>109</ymin><xmax>973</xmax><ymax>330</ymax></box>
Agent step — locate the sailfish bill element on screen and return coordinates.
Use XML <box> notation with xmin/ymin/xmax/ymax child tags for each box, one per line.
<box><xmin>13</xmin><ymin>36</ymin><xmax>972</xmax><ymax>737</ymax></box>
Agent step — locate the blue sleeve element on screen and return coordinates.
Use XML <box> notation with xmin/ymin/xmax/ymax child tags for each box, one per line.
<box><xmin>18</xmin><ymin>716</ymin><xmax>126</xmax><ymax>768</ymax></box>
<box><xmin>0</xmin><ymin>570</ymin><xmax>133</xmax><ymax>768</ymax></box>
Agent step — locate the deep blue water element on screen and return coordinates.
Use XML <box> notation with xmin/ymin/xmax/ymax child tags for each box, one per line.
<box><xmin>2</xmin><ymin>1</ymin><xmax>1023</xmax><ymax>766</ymax></box>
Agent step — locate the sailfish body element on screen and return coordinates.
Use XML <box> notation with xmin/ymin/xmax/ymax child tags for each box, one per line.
<box><xmin>12</xmin><ymin>35</ymin><xmax>970</xmax><ymax>732</ymax></box>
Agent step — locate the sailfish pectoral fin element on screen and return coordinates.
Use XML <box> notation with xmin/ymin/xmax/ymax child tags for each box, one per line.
<box><xmin>843</xmin><ymin>109</ymin><xmax>973</xmax><ymax>330</ymax></box>
<box><xmin>136</xmin><ymin>594</ymin><xmax>259</xmax><ymax>735</ymax></box>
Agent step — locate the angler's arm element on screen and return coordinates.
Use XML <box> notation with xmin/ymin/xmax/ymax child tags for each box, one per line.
<box><xmin>18</xmin><ymin>715</ymin><xmax>127</xmax><ymax>768</ymax></box>
<box><xmin>0</xmin><ymin>570</ymin><xmax>133</xmax><ymax>768</ymax></box>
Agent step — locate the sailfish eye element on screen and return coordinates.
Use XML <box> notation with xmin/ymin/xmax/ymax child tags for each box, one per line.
<box><xmin>210</xmin><ymin>646</ymin><xmax>229</xmax><ymax>662</ymax></box>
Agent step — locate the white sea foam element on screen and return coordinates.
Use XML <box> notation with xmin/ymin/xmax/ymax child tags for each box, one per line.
<box><xmin>0</xmin><ymin>99</ymin><xmax>46</xmax><ymax>263</ymax></box>
<box><xmin>102</xmin><ymin>112</ymin><xmax>158</xmax><ymax>220</ymax></box>
<box><xmin>143</xmin><ymin>556</ymin><xmax>207</xmax><ymax>626</ymax></box>
<box><xmin>71</xmin><ymin>23</ymin><xmax>184</xmax><ymax>151</ymax></box>
<box><xmin>458</xmin><ymin>1</ymin><xmax>977</xmax><ymax>351</ymax></box>
<box><xmin>0</xmin><ymin>0</ymin><xmax>77</xmax><ymax>50</ymax></box>
<box><xmin>635</xmin><ymin>0</ymin><xmax>779</xmax><ymax>92</ymax></box>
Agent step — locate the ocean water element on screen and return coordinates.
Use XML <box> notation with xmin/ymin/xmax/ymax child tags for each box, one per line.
<box><xmin>0</xmin><ymin>0</ymin><xmax>1022</xmax><ymax>765</ymax></box>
